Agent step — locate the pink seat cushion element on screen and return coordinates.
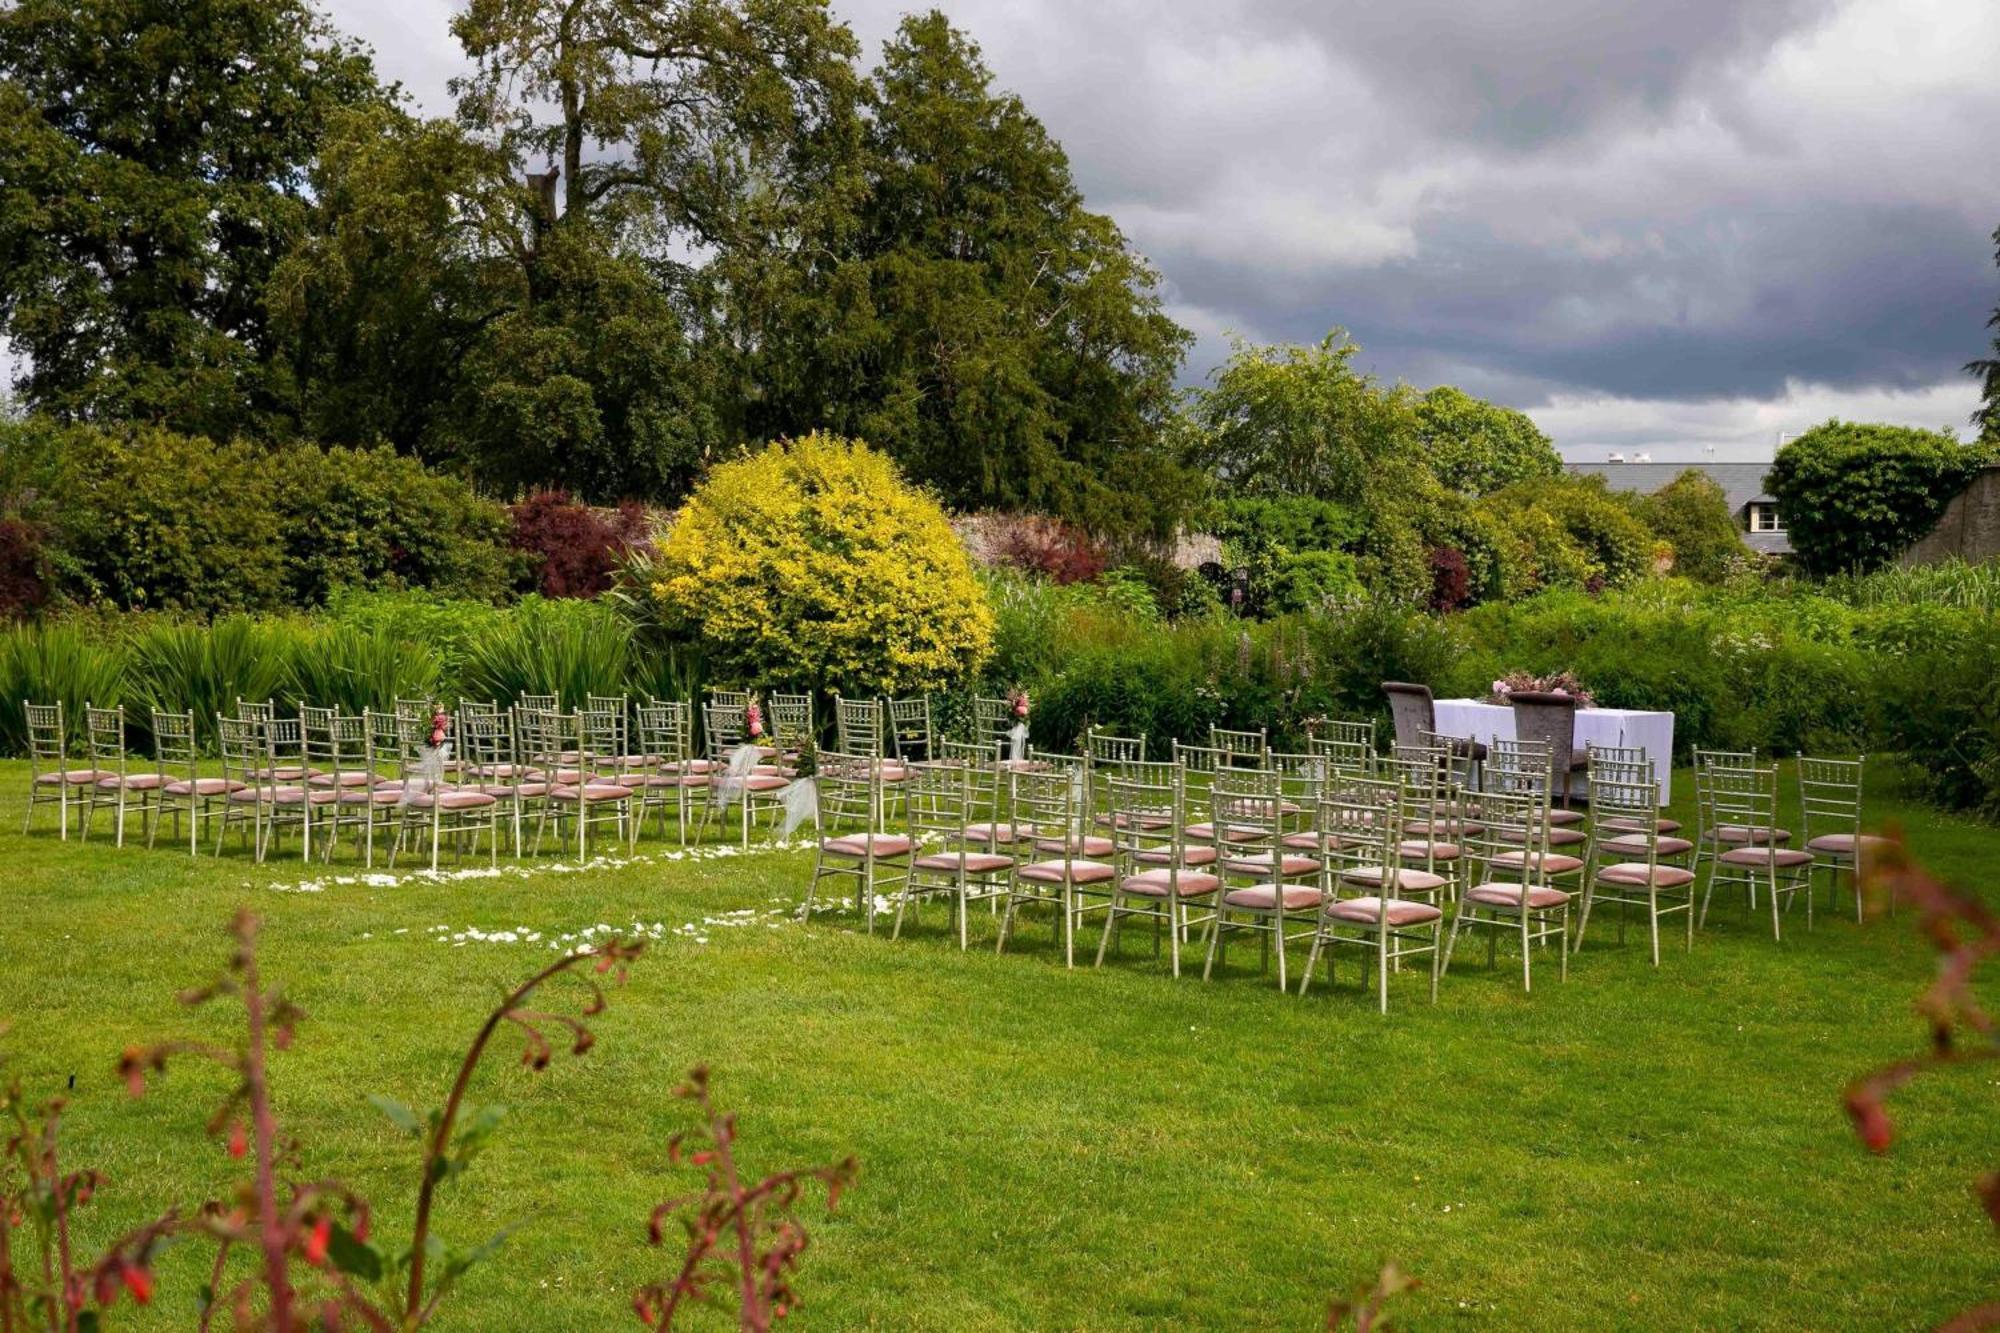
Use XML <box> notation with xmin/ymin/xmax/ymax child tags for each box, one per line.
<box><xmin>1220</xmin><ymin>852</ymin><xmax>1321</xmax><ymax>877</ymax></box>
<box><xmin>1183</xmin><ymin>822</ymin><xmax>1264</xmax><ymax>844</ymax></box>
<box><xmin>1719</xmin><ymin>846</ymin><xmax>1814</xmax><ymax>868</ymax></box>
<box><xmin>164</xmin><ymin>777</ymin><xmax>243</xmax><ymax>796</ymax></box>
<box><xmin>1396</xmin><ymin>839</ymin><xmax>1460</xmax><ymax>860</ymax></box>
<box><xmin>1338</xmin><ymin>866</ymin><xmax>1447</xmax><ymax>893</ymax></box>
<box><xmin>1596</xmin><ymin>861</ymin><xmax>1696</xmax><ymax>888</ymax></box>
<box><xmin>1497</xmin><ymin>826</ymin><xmax>1585</xmax><ymax>847</ymax></box>
<box><xmin>230</xmin><ymin>786</ymin><xmax>337</xmax><ymax>805</ymax></box>
<box><xmin>1599</xmin><ymin>815</ymin><xmax>1682</xmax><ymax>835</ymax></box>
<box><xmin>1122</xmin><ymin>870</ymin><xmax>1222</xmax><ymax>897</ymax></box>
<box><xmin>1711</xmin><ymin>825</ymin><xmax>1791</xmax><ymax>844</ymax></box>
<box><xmin>308</xmin><ymin>772</ymin><xmax>376</xmax><ymax>788</ymax></box>
<box><xmin>38</xmin><ymin>768</ymin><xmax>114</xmax><ymax>786</ymax></box>
<box><xmin>1017</xmin><ymin>858</ymin><xmax>1116</xmax><ymax>884</ymax></box>
<box><xmin>1325</xmin><ymin>896</ymin><xmax>1443</xmax><ymax>927</ymax></box>
<box><xmin>97</xmin><ymin>773</ymin><xmax>165</xmax><ymax>790</ymax></box>
<box><xmin>1223</xmin><ymin>882</ymin><xmax>1323</xmax><ymax>910</ymax></box>
<box><xmin>1487</xmin><ymin>849</ymin><xmax>1584</xmax><ymax>874</ymax></box>
<box><xmin>1034</xmin><ymin>834</ymin><xmax>1115</xmax><ymax>857</ymax></box>
<box><xmin>1807</xmin><ymin>833</ymin><xmax>1890</xmax><ymax>856</ymax></box>
<box><xmin>1603</xmin><ymin>833</ymin><xmax>1694</xmax><ymax>856</ymax></box>
<box><xmin>1466</xmin><ymin>882</ymin><xmax>1571</xmax><ymax>910</ymax></box>
<box><xmin>339</xmin><ymin>788</ymin><xmax>402</xmax><ymax>805</ymax></box>
<box><xmin>965</xmin><ymin>822</ymin><xmax>1029</xmax><ymax>844</ymax></box>
<box><xmin>551</xmin><ymin>783</ymin><xmax>634</xmax><ymax>802</ymax></box>
<box><xmin>1134</xmin><ymin>844</ymin><xmax>1217</xmax><ymax>866</ymax></box>
<box><xmin>404</xmin><ymin>789</ymin><xmax>499</xmax><ymax>811</ymax></box>
<box><xmin>1543</xmin><ymin>809</ymin><xmax>1586</xmax><ymax>827</ymax></box>
<box><xmin>820</xmin><ymin>834</ymin><xmax>913</xmax><ymax>858</ymax></box>
<box><xmin>1104</xmin><ymin>810</ymin><xmax>1175</xmax><ymax>831</ymax></box>
<box><xmin>913</xmin><ymin>851</ymin><xmax>1013</xmax><ymax>873</ymax></box>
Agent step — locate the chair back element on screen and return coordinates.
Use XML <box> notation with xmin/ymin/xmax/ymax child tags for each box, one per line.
<box><xmin>264</xmin><ymin>714</ymin><xmax>308</xmax><ymax>781</ymax></box>
<box><xmin>769</xmin><ymin>692</ymin><xmax>815</xmax><ymax>752</ymax></box>
<box><xmin>1210</xmin><ymin>767</ymin><xmax>1283</xmax><ymax>859</ymax></box>
<box><xmin>1381</xmin><ymin>682</ymin><xmax>1435</xmax><ymax>750</ymax></box>
<box><xmin>1693</xmin><ymin>748</ymin><xmax>1758</xmax><ymax>845</ymax></box>
<box><xmin>217</xmin><ymin>715</ymin><xmax>264</xmax><ymax>794</ymax></box>
<box><xmin>236</xmin><ymin>697</ymin><xmax>275</xmax><ymax>726</ymax></box>
<box><xmin>905</xmin><ymin>759</ymin><xmax>973</xmax><ymax>842</ymax></box>
<box><xmin>459</xmin><ymin>708</ymin><xmax>517</xmax><ymax>780</ymax></box>
<box><xmin>1317</xmin><ymin>776</ymin><xmax>1405</xmax><ymax>896</ymax></box>
<box><xmin>307</xmin><ymin>713</ymin><xmax>369</xmax><ymax>790</ymax></box>
<box><xmin>519</xmin><ymin>692</ymin><xmax>559</xmax><ymax>713</ymax></box>
<box><xmin>887</xmin><ymin>695</ymin><xmax>933</xmax><ymax>762</ymax></box>
<box><xmin>1209</xmin><ymin>724</ymin><xmax>1268</xmax><ymax>766</ymax></box>
<box><xmin>584</xmin><ymin>695</ymin><xmax>629</xmax><ymax>757</ymax></box>
<box><xmin>972</xmin><ymin>696</ymin><xmax>1015</xmax><ymax>751</ymax></box>
<box><xmin>1085</xmin><ymin>727</ymin><xmax>1146</xmax><ymax>766</ymax></box>
<box><xmin>1466</xmin><ymin>781</ymin><xmax>1551</xmax><ymax>880</ymax></box>
<box><xmin>1508</xmin><ymin>692</ymin><xmax>1578</xmax><ymax>765</ymax></box>
<box><xmin>1594</xmin><ymin>758</ymin><xmax>1669</xmax><ymax>863</ymax></box>
<box><xmin>1106</xmin><ymin>760</ymin><xmax>1187</xmax><ymax>877</ymax></box>
<box><xmin>152</xmin><ymin>709</ymin><xmax>200</xmax><ymax>784</ymax></box>
<box><xmin>1485</xmin><ymin>738</ymin><xmax>1552</xmax><ymax>800</ymax></box>
<box><xmin>702</xmin><ymin>701</ymin><xmax>749</xmax><ymax>759</ymax></box>
<box><xmin>84</xmin><ymin>704</ymin><xmax>127</xmax><ymax>781</ymax></box>
<box><xmin>577</xmin><ymin>707</ymin><xmax>624</xmax><ymax>776</ymax></box>
<box><xmin>24</xmin><ymin>701</ymin><xmax>66</xmax><ymax>772</ymax></box>
<box><xmin>1798</xmin><ymin>755</ymin><xmax>1864</xmax><ymax>843</ymax></box>
<box><xmin>393</xmin><ymin>697</ymin><xmax>434</xmax><ymax>725</ymax></box>
<box><xmin>637</xmin><ymin>702</ymin><xmax>694</xmax><ymax>769</ymax></box>
<box><xmin>835</xmin><ymin>697</ymin><xmax>884</xmax><ymax>759</ymax></box>
<box><xmin>1268</xmin><ymin>750</ymin><xmax>1327</xmax><ymax>825</ymax></box>
<box><xmin>939</xmin><ymin>738</ymin><xmax>1003</xmax><ymax>808</ymax></box>
<box><xmin>817</xmin><ymin>749</ymin><xmax>884</xmax><ymax>833</ymax></box>
<box><xmin>1010</xmin><ymin>767</ymin><xmax>1082</xmax><ymax>864</ymax></box>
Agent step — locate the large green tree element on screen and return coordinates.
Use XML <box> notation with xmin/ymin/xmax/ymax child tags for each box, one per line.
<box><xmin>0</xmin><ymin>0</ymin><xmax>385</xmax><ymax>438</ymax></box>
<box><xmin>1413</xmin><ymin>385</ymin><xmax>1561</xmax><ymax>495</ymax></box>
<box><xmin>1768</xmin><ymin>419</ymin><xmax>1993</xmax><ymax>576</ymax></box>
<box><xmin>753</xmin><ymin>13</ymin><xmax>1197</xmax><ymax>537</ymax></box>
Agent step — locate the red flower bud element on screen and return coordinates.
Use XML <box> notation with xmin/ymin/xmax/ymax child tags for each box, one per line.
<box><xmin>304</xmin><ymin>1215</ymin><xmax>332</xmax><ymax>1266</ymax></box>
<box><xmin>1847</xmin><ymin>1094</ymin><xmax>1894</xmax><ymax>1154</ymax></box>
<box><xmin>227</xmin><ymin>1122</ymin><xmax>247</xmax><ymax>1159</ymax></box>
<box><xmin>122</xmin><ymin>1262</ymin><xmax>153</xmax><ymax>1306</ymax></box>
<box><xmin>94</xmin><ymin>1266</ymin><xmax>121</xmax><ymax>1306</ymax></box>
<box><xmin>633</xmin><ymin>1294</ymin><xmax>658</xmax><ymax>1326</ymax></box>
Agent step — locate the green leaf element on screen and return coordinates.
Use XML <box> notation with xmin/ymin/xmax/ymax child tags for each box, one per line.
<box><xmin>327</xmin><ymin>1222</ymin><xmax>384</xmax><ymax>1283</ymax></box>
<box><xmin>368</xmin><ymin>1093</ymin><xmax>423</xmax><ymax>1137</ymax></box>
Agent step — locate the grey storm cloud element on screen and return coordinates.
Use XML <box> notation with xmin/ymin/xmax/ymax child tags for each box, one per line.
<box><xmin>340</xmin><ymin>0</ymin><xmax>2000</xmax><ymax>449</ymax></box>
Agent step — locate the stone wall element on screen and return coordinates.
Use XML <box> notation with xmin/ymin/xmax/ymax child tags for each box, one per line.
<box><xmin>1899</xmin><ymin>465</ymin><xmax>2000</xmax><ymax>566</ymax></box>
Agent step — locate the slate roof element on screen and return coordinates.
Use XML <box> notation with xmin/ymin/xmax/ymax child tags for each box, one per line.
<box><xmin>1564</xmin><ymin>461</ymin><xmax>1789</xmax><ymax>554</ymax></box>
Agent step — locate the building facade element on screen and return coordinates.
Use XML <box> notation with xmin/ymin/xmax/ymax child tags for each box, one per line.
<box><xmin>1564</xmin><ymin>460</ymin><xmax>1788</xmax><ymax>555</ymax></box>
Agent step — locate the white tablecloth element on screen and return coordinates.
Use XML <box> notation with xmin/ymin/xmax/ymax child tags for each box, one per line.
<box><xmin>1430</xmin><ymin>699</ymin><xmax>1674</xmax><ymax>802</ymax></box>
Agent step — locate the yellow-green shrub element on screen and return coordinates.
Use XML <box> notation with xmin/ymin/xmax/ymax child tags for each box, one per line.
<box><xmin>649</xmin><ymin>434</ymin><xmax>993</xmax><ymax>693</ymax></box>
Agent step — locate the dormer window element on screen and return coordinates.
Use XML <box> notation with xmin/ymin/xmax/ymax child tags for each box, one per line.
<box><xmin>1747</xmin><ymin>502</ymin><xmax>1784</xmax><ymax>533</ymax></box>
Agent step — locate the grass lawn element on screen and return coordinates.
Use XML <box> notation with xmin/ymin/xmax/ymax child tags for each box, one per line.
<box><xmin>1</xmin><ymin>756</ymin><xmax>1996</xmax><ymax>1330</ymax></box>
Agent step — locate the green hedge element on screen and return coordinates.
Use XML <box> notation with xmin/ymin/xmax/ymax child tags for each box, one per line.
<box><xmin>0</xmin><ymin>417</ymin><xmax>516</xmax><ymax>613</ymax></box>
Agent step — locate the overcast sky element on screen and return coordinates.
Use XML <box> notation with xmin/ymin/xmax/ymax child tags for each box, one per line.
<box><xmin>180</xmin><ymin>1</ymin><xmax>2000</xmax><ymax>457</ymax></box>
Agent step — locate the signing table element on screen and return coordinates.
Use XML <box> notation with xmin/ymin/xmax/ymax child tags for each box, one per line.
<box><xmin>1430</xmin><ymin>699</ymin><xmax>1675</xmax><ymax>802</ymax></box>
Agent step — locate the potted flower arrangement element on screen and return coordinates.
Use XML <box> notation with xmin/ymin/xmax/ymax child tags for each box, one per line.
<box><xmin>1488</xmin><ymin>670</ymin><xmax>1595</xmax><ymax>708</ymax></box>
<box><xmin>1006</xmin><ymin>688</ymin><xmax>1030</xmax><ymax>762</ymax></box>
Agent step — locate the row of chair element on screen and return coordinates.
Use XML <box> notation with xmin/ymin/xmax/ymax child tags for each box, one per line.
<box><xmin>803</xmin><ymin>727</ymin><xmax>1883</xmax><ymax>1010</ymax></box>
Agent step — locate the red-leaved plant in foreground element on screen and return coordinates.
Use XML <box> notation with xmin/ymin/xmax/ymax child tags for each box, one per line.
<box><xmin>1</xmin><ymin>909</ymin><xmax>645</xmax><ymax>1331</ymax></box>
<box><xmin>1844</xmin><ymin>831</ymin><xmax>2000</xmax><ymax>1331</ymax></box>
<box><xmin>633</xmin><ymin>1067</ymin><xmax>857</xmax><ymax>1331</ymax></box>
